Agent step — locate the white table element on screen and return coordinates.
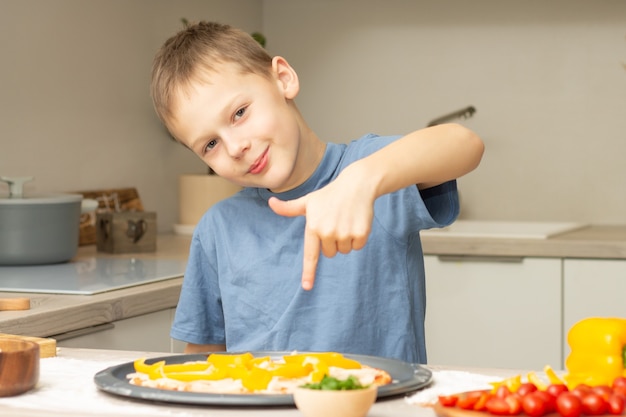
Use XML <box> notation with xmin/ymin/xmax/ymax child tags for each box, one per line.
<box><xmin>0</xmin><ymin>347</ymin><xmax>521</xmax><ymax>417</ymax></box>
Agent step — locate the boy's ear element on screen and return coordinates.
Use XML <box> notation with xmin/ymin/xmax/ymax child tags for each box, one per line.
<box><xmin>272</xmin><ymin>56</ymin><xmax>299</xmax><ymax>99</ymax></box>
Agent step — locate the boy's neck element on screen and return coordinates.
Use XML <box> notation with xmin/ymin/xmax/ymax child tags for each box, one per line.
<box><xmin>270</xmin><ymin>121</ymin><xmax>326</xmax><ymax>194</ymax></box>
<box><xmin>298</xmin><ymin>126</ymin><xmax>327</xmax><ymax>178</ymax></box>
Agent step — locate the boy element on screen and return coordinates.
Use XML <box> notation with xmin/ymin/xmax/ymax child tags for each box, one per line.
<box><xmin>151</xmin><ymin>21</ymin><xmax>484</xmax><ymax>363</ymax></box>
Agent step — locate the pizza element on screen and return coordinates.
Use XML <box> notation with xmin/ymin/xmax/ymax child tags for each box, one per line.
<box><xmin>127</xmin><ymin>351</ymin><xmax>393</xmax><ymax>394</ymax></box>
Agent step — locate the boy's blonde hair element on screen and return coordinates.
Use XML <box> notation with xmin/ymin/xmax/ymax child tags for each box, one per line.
<box><xmin>151</xmin><ymin>21</ymin><xmax>273</xmax><ymax>127</ymax></box>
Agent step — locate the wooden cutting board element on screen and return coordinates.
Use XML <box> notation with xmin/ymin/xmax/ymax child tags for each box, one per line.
<box><xmin>434</xmin><ymin>401</ymin><xmax>501</xmax><ymax>417</ymax></box>
<box><xmin>0</xmin><ymin>333</ymin><xmax>57</xmax><ymax>358</ymax></box>
<box><xmin>0</xmin><ymin>297</ymin><xmax>30</xmax><ymax>311</ymax></box>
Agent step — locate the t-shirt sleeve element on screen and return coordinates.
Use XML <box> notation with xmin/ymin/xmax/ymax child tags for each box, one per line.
<box><xmin>419</xmin><ymin>179</ymin><xmax>460</xmax><ymax>227</ymax></box>
<box><xmin>349</xmin><ymin>134</ymin><xmax>460</xmax><ymax>234</ymax></box>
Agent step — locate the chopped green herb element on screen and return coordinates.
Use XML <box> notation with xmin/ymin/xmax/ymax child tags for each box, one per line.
<box><xmin>301</xmin><ymin>375</ymin><xmax>369</xmax><ymax>391</ymax></box>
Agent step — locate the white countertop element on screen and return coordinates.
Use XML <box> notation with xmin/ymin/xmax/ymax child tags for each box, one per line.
<box><xmin>420</xmin><ymin>220</ymin><xmax>587</xmax><ymax>239</ymax></box>
<box><xmin>0</xmin><ymin>257</ymin><xmax>187</xmax><ymax>295</ymax></box>
<box><xmin>0</xmin><ymin>348</ymin><xmax>521</xmax><ymax>417</ymax></box>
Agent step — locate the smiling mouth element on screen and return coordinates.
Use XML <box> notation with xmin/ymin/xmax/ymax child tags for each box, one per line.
<box><xmin>248</xmin><ymin>148</ymin><xmax>269</xmax><ymax>174</ymax></box>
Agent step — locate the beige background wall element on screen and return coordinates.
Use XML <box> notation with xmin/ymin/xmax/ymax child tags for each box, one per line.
<box><xmin>1</xmin><ymin>0</ymin><xmax>625</xmax><ymax>232</ymax></box>
<box><xmin>264</xmin><ymin>0</ymin><xmax>626</xmax><ymax>224</ymax></box>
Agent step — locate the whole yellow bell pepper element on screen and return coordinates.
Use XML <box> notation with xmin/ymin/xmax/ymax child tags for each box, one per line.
<box><xmin>564</xmin><ymin>317</ymin><xmax>626</xmax><ymax>387</ymax></box>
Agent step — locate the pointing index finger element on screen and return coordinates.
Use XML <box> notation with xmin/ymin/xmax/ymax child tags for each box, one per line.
<box><xmin>301</xmin><ymin>228</ymin><xmax>320</xmax><ymax>290</ymax></box>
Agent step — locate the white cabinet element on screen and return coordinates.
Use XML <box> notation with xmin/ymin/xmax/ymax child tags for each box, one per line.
<box><xmin>563</xmin><ymin>259</ymin><xmax>626</xmax><ymax>361</ymax></box>
<box><xmin>56</xmin><ymin>308</ymin><xmax>184</xmax><ymax>353</ymax></box>
<box><xmin>424</xmin><ymin>255</ymin><xmax>562</xmax><ymax>370</ymax></box>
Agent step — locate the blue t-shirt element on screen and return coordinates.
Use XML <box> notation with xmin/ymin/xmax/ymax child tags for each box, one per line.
<box><xmin>171</xmin><ymin>134</ymin><xmax>459</xmax><ymax>363</ymax></box>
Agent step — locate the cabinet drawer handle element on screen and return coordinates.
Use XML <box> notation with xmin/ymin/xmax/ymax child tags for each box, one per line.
<box><xmin>51</xmin><ymin>323</ymin><xmax>115</xmax><ymax>341</ymax></box>
<box><xmin>436</xmin><ymin>255</ymin><xmax>524</xmax><ymax>263</ymax></box>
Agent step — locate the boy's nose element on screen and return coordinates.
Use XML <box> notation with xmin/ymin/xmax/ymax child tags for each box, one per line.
<box><xmin>224</xmin><ymin>135</ymin><xmax>251</xmax><ymax>160</ymax></box>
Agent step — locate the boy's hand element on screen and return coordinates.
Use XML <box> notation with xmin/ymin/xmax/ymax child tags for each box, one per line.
<box><xmin>268</xmin><ymin>178</ymin><xmax>374</xmax><ymax>290</ymax></box>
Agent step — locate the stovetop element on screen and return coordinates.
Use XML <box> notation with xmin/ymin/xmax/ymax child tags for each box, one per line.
<box><xmin>0</xmin><ymin>258</ymin><xmax>187</xmax><ymax>295</ymax></box>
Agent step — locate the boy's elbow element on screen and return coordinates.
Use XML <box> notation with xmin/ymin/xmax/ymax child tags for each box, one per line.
<box><xmin>470</xmin><ymin>132</ymin><xmax>485</xmax><ymax>169</ymax></box>
<box><xmin>455</xmin><ymin>123</ymin><xmax>485</xmax><ymax>169</ymax></box>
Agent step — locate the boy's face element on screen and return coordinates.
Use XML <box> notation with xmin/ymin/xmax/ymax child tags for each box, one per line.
<box><xmin>168</xmin><ymin>59</ymin><xmax>307</xmax><ymax>193</ymax></box>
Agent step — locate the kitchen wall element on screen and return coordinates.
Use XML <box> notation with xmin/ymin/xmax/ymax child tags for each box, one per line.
<box><xmin>2</xmin><ymin>0</ymin><xmax>625</xmax><ymax>232</ymax></box>
<box><xmin>263</xmin><ymin>0</ymin><xmax>626</xmax><ymax>224</ymax></box>
<box><xmin>0</xmin><ymin>0</ymin><xmax>261</xmax><ymax>232</ymax></box>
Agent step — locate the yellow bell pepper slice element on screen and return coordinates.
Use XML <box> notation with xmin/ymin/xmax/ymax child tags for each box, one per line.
<box><xmin>249</xmin><ymin>356</ymin><xmax>271</xmax><ymax>368</ymax></box>
<box><xmin>309</xmin><ymin>359</ymin><xmax>330</xmax><ymax>383</ymax></box>
<box><xmin>160</xmin><ymin>362</ymin><xmax>213</xmax><ymax>373</ymax></box>
<box><xmin>134</xmin><ymin>358</ymin><xmax>164</xmax><ymax>373</ymax></box>
<box><xmin>207</xmin><ymin>352</ymin><xmax>254</xmax><ymax>367</ymax></box>
<box><xmin>241</xmin><ymin>367</ymin><xmax>273</xmax><ymax>391</ymax></box>
<box><xmin>490</xmin><ymin>374</ymin><xmax>522</xmax><ymax>393</ymax></box>
<box><xmin>226</xmin><ymin>364</ymin><xmax>251</xmax><ymax>380</ymax></box>
<box><xmin>133</xmin><ymin>358</ymin><xmax>167</xmax><ymax>380</ymax></box>
<box><xmin>527</xmin><ymin>371</ymin><xmax>547</xmax><ymax>391</ymax></box>
<box><xmin>544</xmin><ymin>365</ymin><xmax>565</xmax><ymax>385</ymax></box>
<box><xmin>270</xmin><ymin>362</ymin><xmax>313</xmax><ymax>378</ymax></box>
<box><xmin>283</xmin><ymin>352</ymin><xmax>362</xmax><ymax>382</ymax></box>
<box><xmin>507</xmin><ymin>374</ymin><xmax>522</xmax><ymax>392</ymax></box>
<box><xmin>163</xmin><ymin>367</ymin><xmax>228</xmax><ymax>382</ymax></box>
<box><xmin>327</xmin><ymin>356</ymin><xmax>362</xmax><ymax>369</ymax></box>
<box><xmin>283</xmin><ymin>352</ymin><xmax>362</xmax><ymax>369</ymax></box>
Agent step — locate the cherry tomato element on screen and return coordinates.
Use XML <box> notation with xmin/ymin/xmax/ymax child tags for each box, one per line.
<box><xmin>438</xmin><ymin>394</ymin><xmax>458</xmax><ymax>407</ymax></box>
<box><xmin>486</xmin><ymin>396</ymin><xmax>511</xmax><ymax>415</ymax></box>
<box><xmin>522</xmin><ymin>391</ymin><xmax>549</xmax><ymax>417</ymax></box>
<box><xmin>534</xmin><ymin>390</ymin><xmax>557</xmax><ymax>413</ymax></box>
<box><xmin>546</xmin><ymin>383</ymin><xmax>569</xmax><ymax>398</ymax></box>
<box><xmin>571</xmin><ymin>384</ymin><xmax>592</xmax><ymax>400</ymax></box>
<box><xmin>505</xmin><ymin>393</ymin><xmax>523</xmax><ymax>416</ymax></box>
<box><xmin>591</xmin><ymin>385</ymin><xmax>613</xmax><ymax>401</ymax></box>
<box><xmin>455</xmin><ymin>396</ymin><xmax>477</xmax><ymax>409</ymax></box>
<box><xmin>613</xmin><ymin>385</ymin><xmax>626</xmax><ymax>400</ymax></box>
<box><xmin>495</xmin><ymin>385</ymin><xmax>512</xmax><ymax>399</ymax></box>
<box><xmin>607</xmin><ymin>393</ymin><xmax>626</xmax><ymax>415</ymax></box>
<box><xmin>486</xmin><ymin>393</ymin><xmax>524</xmax><ymax>416</ymax></box>
<box><xmin>581</xmin><ymin>392</ymin><xmax>609</xmax><ymax>415</ymax></box>
<box><xmin>556</xmin><ymin>392</ymin><xmax>583</xmax><ymax>417</ymax></box>
<box><xmin>474</xmin><ymin>392</ymin><xmax>490</xmax><ymax>411</ymax></box>
<box><xmin>457</xmin><ymin>390</ymin><xmax>485</xmax><ymax>410</ymax></box>
<box><xmin>612</xmin><ymin>376</ymin><xmax>626</xmax><ymax>390</ymax></box>
<box><xmin>517</xmin><ymin>383</ymin><xmax>539</xmax><ymax>397</ymax></box>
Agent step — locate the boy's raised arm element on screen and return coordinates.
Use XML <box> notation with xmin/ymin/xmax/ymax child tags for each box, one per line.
<box><xmin>363</xmin><ymin>123</ymin><xmax>484</xmax><ymax>193</ymax></box>
<box><xmin>269</xmin><ymin>123</ymin><xmax>484</xmax><ymax>290</ymax></box>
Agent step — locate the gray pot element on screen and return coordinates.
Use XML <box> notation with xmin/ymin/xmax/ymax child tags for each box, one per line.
<box><xmin>0</xmin><ymin>176</ymin><xmax>94</xmax><ymax>266</ymax></box>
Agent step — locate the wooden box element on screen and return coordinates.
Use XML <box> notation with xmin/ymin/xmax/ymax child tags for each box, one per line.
<box><xmin>76</xmin><ymin>188</ymin><xmax>145</xmax><ymax>246</ymax></box>
<box><xmin>96</xmin><ymin>211</ymin><xmax>157</xmax><ymax>254</ymax></box>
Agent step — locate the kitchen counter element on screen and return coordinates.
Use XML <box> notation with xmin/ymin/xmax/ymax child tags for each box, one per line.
<box><xmin>1</xmin><ymin>224</ymin><xmax>625</xmax><ymax>339</ymax></box>
<box><xmin>421</xmin><ymin>224</ymin><xmax>626</xmax><ymax>259</ymax></box>
<box><xmin>0</xmin><ymin>347</ymin><xmax>520</xmax><ymax>417</ymax></box>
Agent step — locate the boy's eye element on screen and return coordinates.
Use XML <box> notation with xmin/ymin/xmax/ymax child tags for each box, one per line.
<box><xmin>204</xmin><ymin>139</ymin><xmax>218</xmax><ymax>153</ymax></box>
<box><xmin>234</xmin><ymin>107</ymin><xmax>246</xmax><ymax>120</ymax></box>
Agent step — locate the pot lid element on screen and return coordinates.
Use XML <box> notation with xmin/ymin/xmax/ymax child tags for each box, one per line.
<box><xmin>0</xmin><ymin>176</ymin><xmax>83</xmax><ymax>205</ymax></box>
